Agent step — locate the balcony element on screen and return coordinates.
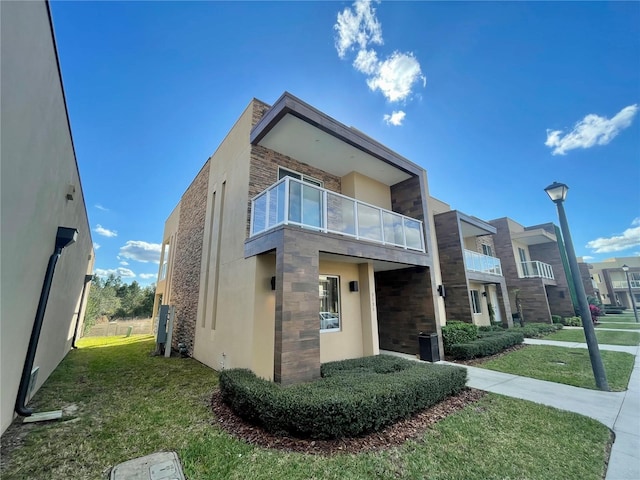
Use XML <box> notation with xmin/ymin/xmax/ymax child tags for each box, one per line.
<box><xmin>520</xmin><ymin>260</ymin><xmax>554</xmax><ymax>280</ymax></box>
<box><xmin>464</xmin><ymin>249</ymin><xmax>503</xmax><ymax>276</ymax></box>
<box><xmin>612</xmin><ymin>280</ymin><xmax>640</xmax><ymax>289</ymax></box>
<box><xmin>250</xmin><ymin>177</ymin><xmax>425</xmax><ymax>252</ymax></box>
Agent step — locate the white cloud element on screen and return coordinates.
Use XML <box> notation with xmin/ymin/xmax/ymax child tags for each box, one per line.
<box><xmin>94</xmin><ymin>224</ymin><xmax>117</xmax><ymax>238</ymax></box>
<box><xmin>334</xmin><ymin>0</ymin><xmax>425</xmax><ymax>115</ymax></box>
<box><xmin>581</xmin><ymin>255</ymin><xmax>595</xmax><ymax>261</ymax></box>
<box><xmin>367</xmin><ymin>52</ymin><xmax>425</xmax><ymax>102</ymax></box>
<box><xmin>94</xmin><ymin>267</ymin><xmax>136</xmax><ymax>278</ymax></box>
<box><xmin>139</xmin><ymin>273</ymin><xmax>157</xmax><ymax>280</ymax></box>
<box><xmin>586</xmin><ymin>219</ymin><xmax>640</xmax><ymax>253</ymax></box>
<box><xmin>545</xmin><ymin>104</ymin><xmax>638</xmax><ymax>155</ymax></box>
<box><xmin>119</xmin><ymin>261</ymin><xmax>129</xmax><ymax>266</ymax></box>
<box><xmin>93</xmin><ymin>242</ymin><xmax>101</xmax><ymax>250</ymax></box>
<box><xmin>383</xmin><ymin>110</ymin><xmax>406</xmax><ymax>126</ymax></box>
<box><xmin>334</xmin><ymin>0</ymin><xmax>383</xmax><ymax>58</ymax></box>
<box><xmin>119</xmin><ymin>240</ymin><xmax>162</xmax><ymax>264</ymax></box>
<box><xmin>353</xmin><ymin>48</ymin><xmax>379</xmax><ymax>75</ymax></box>
<box><xmin>95</xmin><ymin>204</ymin><xmax>109</xmax><ymax>212</ymax></box>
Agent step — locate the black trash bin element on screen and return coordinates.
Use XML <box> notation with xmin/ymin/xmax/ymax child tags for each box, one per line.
<box><xmin>512</xmin><ymin>313</ymin><xmax>521</xmax><ymax>327</ymax></box>
<box><xmin>418</xmin><ymin>333</ymin><xmax>440</xmax><ymax>362</ymax></box>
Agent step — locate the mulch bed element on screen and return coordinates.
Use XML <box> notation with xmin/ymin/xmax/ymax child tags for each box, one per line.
<box><xmin>211</xmin><ymin>388</ymin><xmax>485</xmax><ymax>455</ymax></box>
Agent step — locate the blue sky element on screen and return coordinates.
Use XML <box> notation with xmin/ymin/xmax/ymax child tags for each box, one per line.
<box><xmin>50</xmin><ymin>0</ymin><xmax>640</xmax><ymax>284</ymax></box>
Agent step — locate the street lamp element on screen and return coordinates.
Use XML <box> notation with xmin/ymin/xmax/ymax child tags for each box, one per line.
<box><xmin>621</xmin><ymin>264</ymin><xmax>639</xmax><ymax>323</ymax></box>
<box><xmin>545</xmin><ymin>182</ymin><xmax>609</xmax><ymax>391</ymax></box>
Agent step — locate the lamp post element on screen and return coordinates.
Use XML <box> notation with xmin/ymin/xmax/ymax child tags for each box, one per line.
<box><xmin>544</xmin><ymin>182</ymin><xmax>609</xmax><ymax>391</ymax></box>
<box><xmin>621</xmin><ymin>264</ymin><xmax>639</xmax><ymax>323</ymax></box>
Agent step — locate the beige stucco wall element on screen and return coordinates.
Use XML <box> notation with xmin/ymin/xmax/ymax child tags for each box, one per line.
<box><xmin>154</xmin><ymin>203</ymin><xmax>180</xmax><ymax>315</ymax></box>
<box><xmin>193</xmin><ymin>101</ymin><xmax>257</xmax><ymax>372</ymax></box>
<box><xmin>341</xmin><ymin>171</ymin><xmax>392</xmax><ymax>210</ymax></box>
<box><xmin>468</xmin><ymin>282</ymin><xmax>491</xmax><ymax>326</ymax></box>
<box><xmin>425</xmin><ymin>190</ymin><xmax>447</xmax><ymax>327</ymax></box>
<box><xmin>251</xmin><ymin>255</ymin><xmax>276</xmax><ymax>380</ymax></box>
<box><xmin>1</xmin><ymin>0</ymin><xmax>93</xmax><ymax>434</ymax></box>
<box><xmin>319</xmin><ymin>260</ymin><xmax>366</xmax><ymax>363</ymax></box>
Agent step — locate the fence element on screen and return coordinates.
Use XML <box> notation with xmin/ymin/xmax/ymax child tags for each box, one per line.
<box><xmin>84</xmin><ymin>318</ymin><xmax>154</xmax><ymax>337</ymax></box>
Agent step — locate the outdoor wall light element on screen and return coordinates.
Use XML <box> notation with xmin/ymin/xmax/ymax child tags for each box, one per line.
<box><xmin>270</xmin><ymin>276</ymin><xmax>276</xmax><ymax>290</ymax></box>
<box><xmin>349</xmin><ymin>281</ymin><xmax>359</xmax><ymax>292</ymax></box>
<box><xmin>437</xmin><ymin>285</ymin><xmax>446</xmax><ymax>298</ymax></box>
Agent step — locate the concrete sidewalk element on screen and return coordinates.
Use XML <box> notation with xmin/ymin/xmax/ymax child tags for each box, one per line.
<box><xmin>382</xmin><ymin>341</ymin><xmax>640</xmax><ymax>479</ymax></box>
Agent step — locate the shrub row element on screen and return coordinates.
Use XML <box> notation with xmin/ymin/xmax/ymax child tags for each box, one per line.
<box><xmin>562</xmin><ymin>316</ymin><xmax>581</xmax><ymax>326</ymax></box>
<box><xmin>219</xmin><ymin>356</ymin><xmax>467</xmax><ymax>439</ymax></box>
<box><xmin>448</xmin><ymin>331</ymin><xmax>524</xmax><ymax>360</ymax></box>
<box><xmin>552</xmin><ymin>315</ymin><xmax>563</xmax><ymax>324</ymax></box>
<box><xmin>441</xmin><ymin>320</ymin><xmax>478</xmax><ymax>350</ymax></box>
<box><xmin>516</xmin><ymin>322</ymin><xmax>563</xmax><ymax>338</ymax></box>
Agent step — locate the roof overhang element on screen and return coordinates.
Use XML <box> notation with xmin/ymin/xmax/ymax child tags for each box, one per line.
<box><xmin>458</xmin><ymin>212</ymin><xmax>496</xmax><ymax>238</ymax></box>
<box><xmin>250</xmin><ymin>92</ymin><xmax>419</xmax><ymax>186</ymax></box>
<box><xmin>512</xmin><ymin>228</ymin><xmax>556</xmax><ymax>245</ymax></box>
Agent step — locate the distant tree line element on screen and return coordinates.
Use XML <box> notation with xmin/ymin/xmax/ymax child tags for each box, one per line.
<box><xmin>84</xmin><ymin>274</ymin><xmax>155</xmax><ymax>333</ymax></box>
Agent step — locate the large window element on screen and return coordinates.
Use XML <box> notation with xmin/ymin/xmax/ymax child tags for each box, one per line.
<box><xmin>278</xmin><ymin>167</ymin><xmax>323</xmax><ymax>187</ymax></box>
<box><xmin>482</xmin><ymin>244</ymin><xmax>493</xmax><ymax>257</ymax></box>
<box><xmin>471</xmin><ymin>290</ymin><xmax>482</xmax><ymax>314</ymax></box>
<box><xmin>319</xmin><ymin>275</ymin><xmax>340</xmax><ymax>331</ymax></box>
<box><xmin>159</xmin><ymin>242</ymin><xmax>170</xmax><ymax>280</ymax></box>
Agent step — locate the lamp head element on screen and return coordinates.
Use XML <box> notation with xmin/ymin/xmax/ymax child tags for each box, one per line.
<box><xmin>55</xmin><ymin>227</ymin><xmax>78</xmax><ymax>250</ymax></box>
<box><xmin>544</xmin><ymin>181</ymin><xmax>569</xmax><ymax>203</ymax></box>
<box><xmin>622</xmin><ymin>264</ymin><xmax>629</xmax><ymax>272</ymax></box>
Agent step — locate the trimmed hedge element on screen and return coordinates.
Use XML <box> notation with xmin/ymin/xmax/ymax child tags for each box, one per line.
<box><xmin>552</xmin><ymin>315</ymin><xmax>563</xmax><ymax>324</ymax></box>
<box><xmin>448</xmin><ymin>331</ymin><xmax>524</xmax><ymax>360</ymax></box>
<box><xmin>562</xmin><ymin>316</ymin><xmax>581</xmax><ymax>327</ymax></box>
<box><xmin>442</xmin><ymin>321</ymin><xmax>478</xmax><ymax>350</ymax></box>
<box><xmin>516</xmin><ymin>322</ymin><xmax>563</xmax><ymax>338</ymax></box>
<box><xmin>219</xmin><ymin>355</ymin><xmax>467</xmax><ymax>439</ymax></box>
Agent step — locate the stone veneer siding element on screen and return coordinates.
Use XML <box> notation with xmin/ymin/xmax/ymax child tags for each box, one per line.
<box><xmin>170</xmin><ymin>160</ymin><xmax>210</xmax><ymax>354</ymax></box>
<box><xmin>375</xmin><ymin>266</ymin><xmax>436</xmax><ymax>355</ymax></box>
<box><xmin>528</xmin><ymin>224</ymin><xmax>575</xmax><ymax>318</ymax></box>
<box><xmin>433</xmin><ymin>211</ymin><xmax>473</xmax><ymax>323</ymax></box>
<box><xmin>489</xmin><ymin>218</ymin><xmax>551</xmax><ymax>323</ymax></box>
<box><xmin>579</xmin><ymin>262</ymin><xmax>596</xmax><ymax>298</ymax></box>
<box><xmin>247</xmin><ymin>146</ymin><xmax>342</xmax><ymax>238</ymax></box>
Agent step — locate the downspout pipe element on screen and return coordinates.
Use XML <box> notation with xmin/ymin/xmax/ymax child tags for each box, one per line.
<box><xmin>71</xmin><ymin>274</ymin><xmax>94</xmax><ymax>348</ymax></box>
<box><xmin>15</xmin><ymin>227</ymin><xmax>78</xmax><ymax>417</ymax></box>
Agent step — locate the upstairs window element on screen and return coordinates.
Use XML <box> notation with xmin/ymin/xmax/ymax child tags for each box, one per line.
<box><xmin>278</xmin><ymin>167</ymin><xmax>323</xmax><ymax>187</ymax></box>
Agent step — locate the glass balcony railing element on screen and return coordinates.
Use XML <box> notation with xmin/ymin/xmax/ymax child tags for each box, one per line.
<box><xmin>520</xmin><ymin>260</ymin><xmax>554</xmax><ymax>280</ymax></box>
<box><xmin>612</xmin><ymin>280</ymin><xmax>640</xmax><ymax>289</ymax></box>
<box><xmin>464</xmin><ymin>249</ymin><xmax>503</xmax><ymax>276</ymax></box>
<box><xmin>250</xmin><ymin>177</ymin><xmax>425</xmax><ymax>252</ymax></box>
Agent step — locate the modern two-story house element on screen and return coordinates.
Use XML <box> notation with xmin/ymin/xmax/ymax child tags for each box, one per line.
<box><xmin>432</xmin><ymin>199</ymin><xmax>513</xmax><ymax>327</ymax></box>
<box><xmin>155</xmin><ymin>92</ymin><xmax>446</xmax><ymax>385</ymax></box>
<box><xmin>587</xmin><ymin>257</ymin><xmax>640</xmax><ymax>308</ymax></box>
<box><xmin>488</xmin><ymin>218</ymin><xmax>575</xmax><ymax>323</ymax></box>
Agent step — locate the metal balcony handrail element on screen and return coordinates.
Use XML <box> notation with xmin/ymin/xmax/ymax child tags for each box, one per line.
<box><xmin>464</xmin><ymin>249</ymin><xmax>503</xmax><ymax>276</ymax></box>
<box><xmin>520</xmin><ymin>260</ymin><xmax>554</xmax><ymax>279</ymax></box>
<box><xmin>250</xmin><ymin>176</ymin><xmax>425</xmax><ymax>252</ymax></box>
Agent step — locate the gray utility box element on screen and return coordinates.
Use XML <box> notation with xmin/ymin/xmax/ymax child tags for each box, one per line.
<box><xmin>418</xmin><ymin>333</ymin><xmax>440</xmax><ymax>362</ymax></box>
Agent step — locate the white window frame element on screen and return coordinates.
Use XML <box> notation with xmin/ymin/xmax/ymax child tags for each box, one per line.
<box><xmin>319</xmin><ymin>275</ymin><xmax>341</xmax><ymax>332</ymax></box>
<box><xmin>482</xmin><ymin>244</ymin><xmax>493</xmax><ymax>257</ymax></box>
<box><xmin>471</xmin><ymin>289</ymin><xmax>482</xmax><ymax>314</ymax></box>
<box><xmin>278</xmin><ymin>166</ymin><xmax>323</xmax><ymax>187</ymax></box>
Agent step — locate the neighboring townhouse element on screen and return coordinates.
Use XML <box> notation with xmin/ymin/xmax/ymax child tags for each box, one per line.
<box><xmin>155</xmin><ymin>92</ymin><xmax>445</xmax><ymax>385</ymax></box>
<box><xmin>588</xmin><ymin>257</ymin><xmax>640</xmax><ymax>308</ymax></box>
<box><xmin>1</xmin><ymin>0</ymin><xmax>94</xmax><ymax>434</ymax></box>
<box><xmin>431</xmin><ymin>199</ymin><xmax>513</xmax><ymax>328</ymax></box>
<box><xmin>488</xmin><ymin>218</ymin><xmax>575</xmax><ymax>323</ymax></box>
<box><xmin>576</xmin><ymin>258</ymin><xmax>598</xmax><ymax>299</ymax></box>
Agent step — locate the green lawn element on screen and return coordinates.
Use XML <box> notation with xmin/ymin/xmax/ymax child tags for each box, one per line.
<box><xmin>0</xmin><ymin>336</ymin><xmax>612</xmax><ymax>480</ymax></box>
<box><xmin>599</xmin><ymin>312</ymin><xmax>639</xmax><ymax>323</ymax></box>
<box><xmin>480</xmin><ymin>345</ymin><xmax>634</xmax><ymax>391</ymax></box>
<box><xmin>596</xmin><ymin>322</ymin><xmax>640</xmax><ymax>330</ymax></box>
<box><xmin>543</xmin><ymin>329</ymin><xmax>640</xmax><ymax>346</ymax></box>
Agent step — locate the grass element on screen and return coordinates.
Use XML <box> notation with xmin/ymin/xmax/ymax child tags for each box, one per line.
<box><xmin>1</xmin><ymin>335</ymin><xmax>613</xmax><ymax>480</ymax></box>
<box><xmin>599</xmin><ymin>312</ymin><xmax>639</xmax><ymax>323</ymax></box>
<box><xmin>596</xmin><ymin>322</ymin><xmax>640</xmax><ymax>330</ymax></box>
<box><xmin>543</xmin><ymin>329</ymin><xmax>640</xmax><ymax>346</ymax></box>
<box><xmin>480</xmin><ymin>345</ymin><xmax>634</xmax><ymax>391</ymax></box>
